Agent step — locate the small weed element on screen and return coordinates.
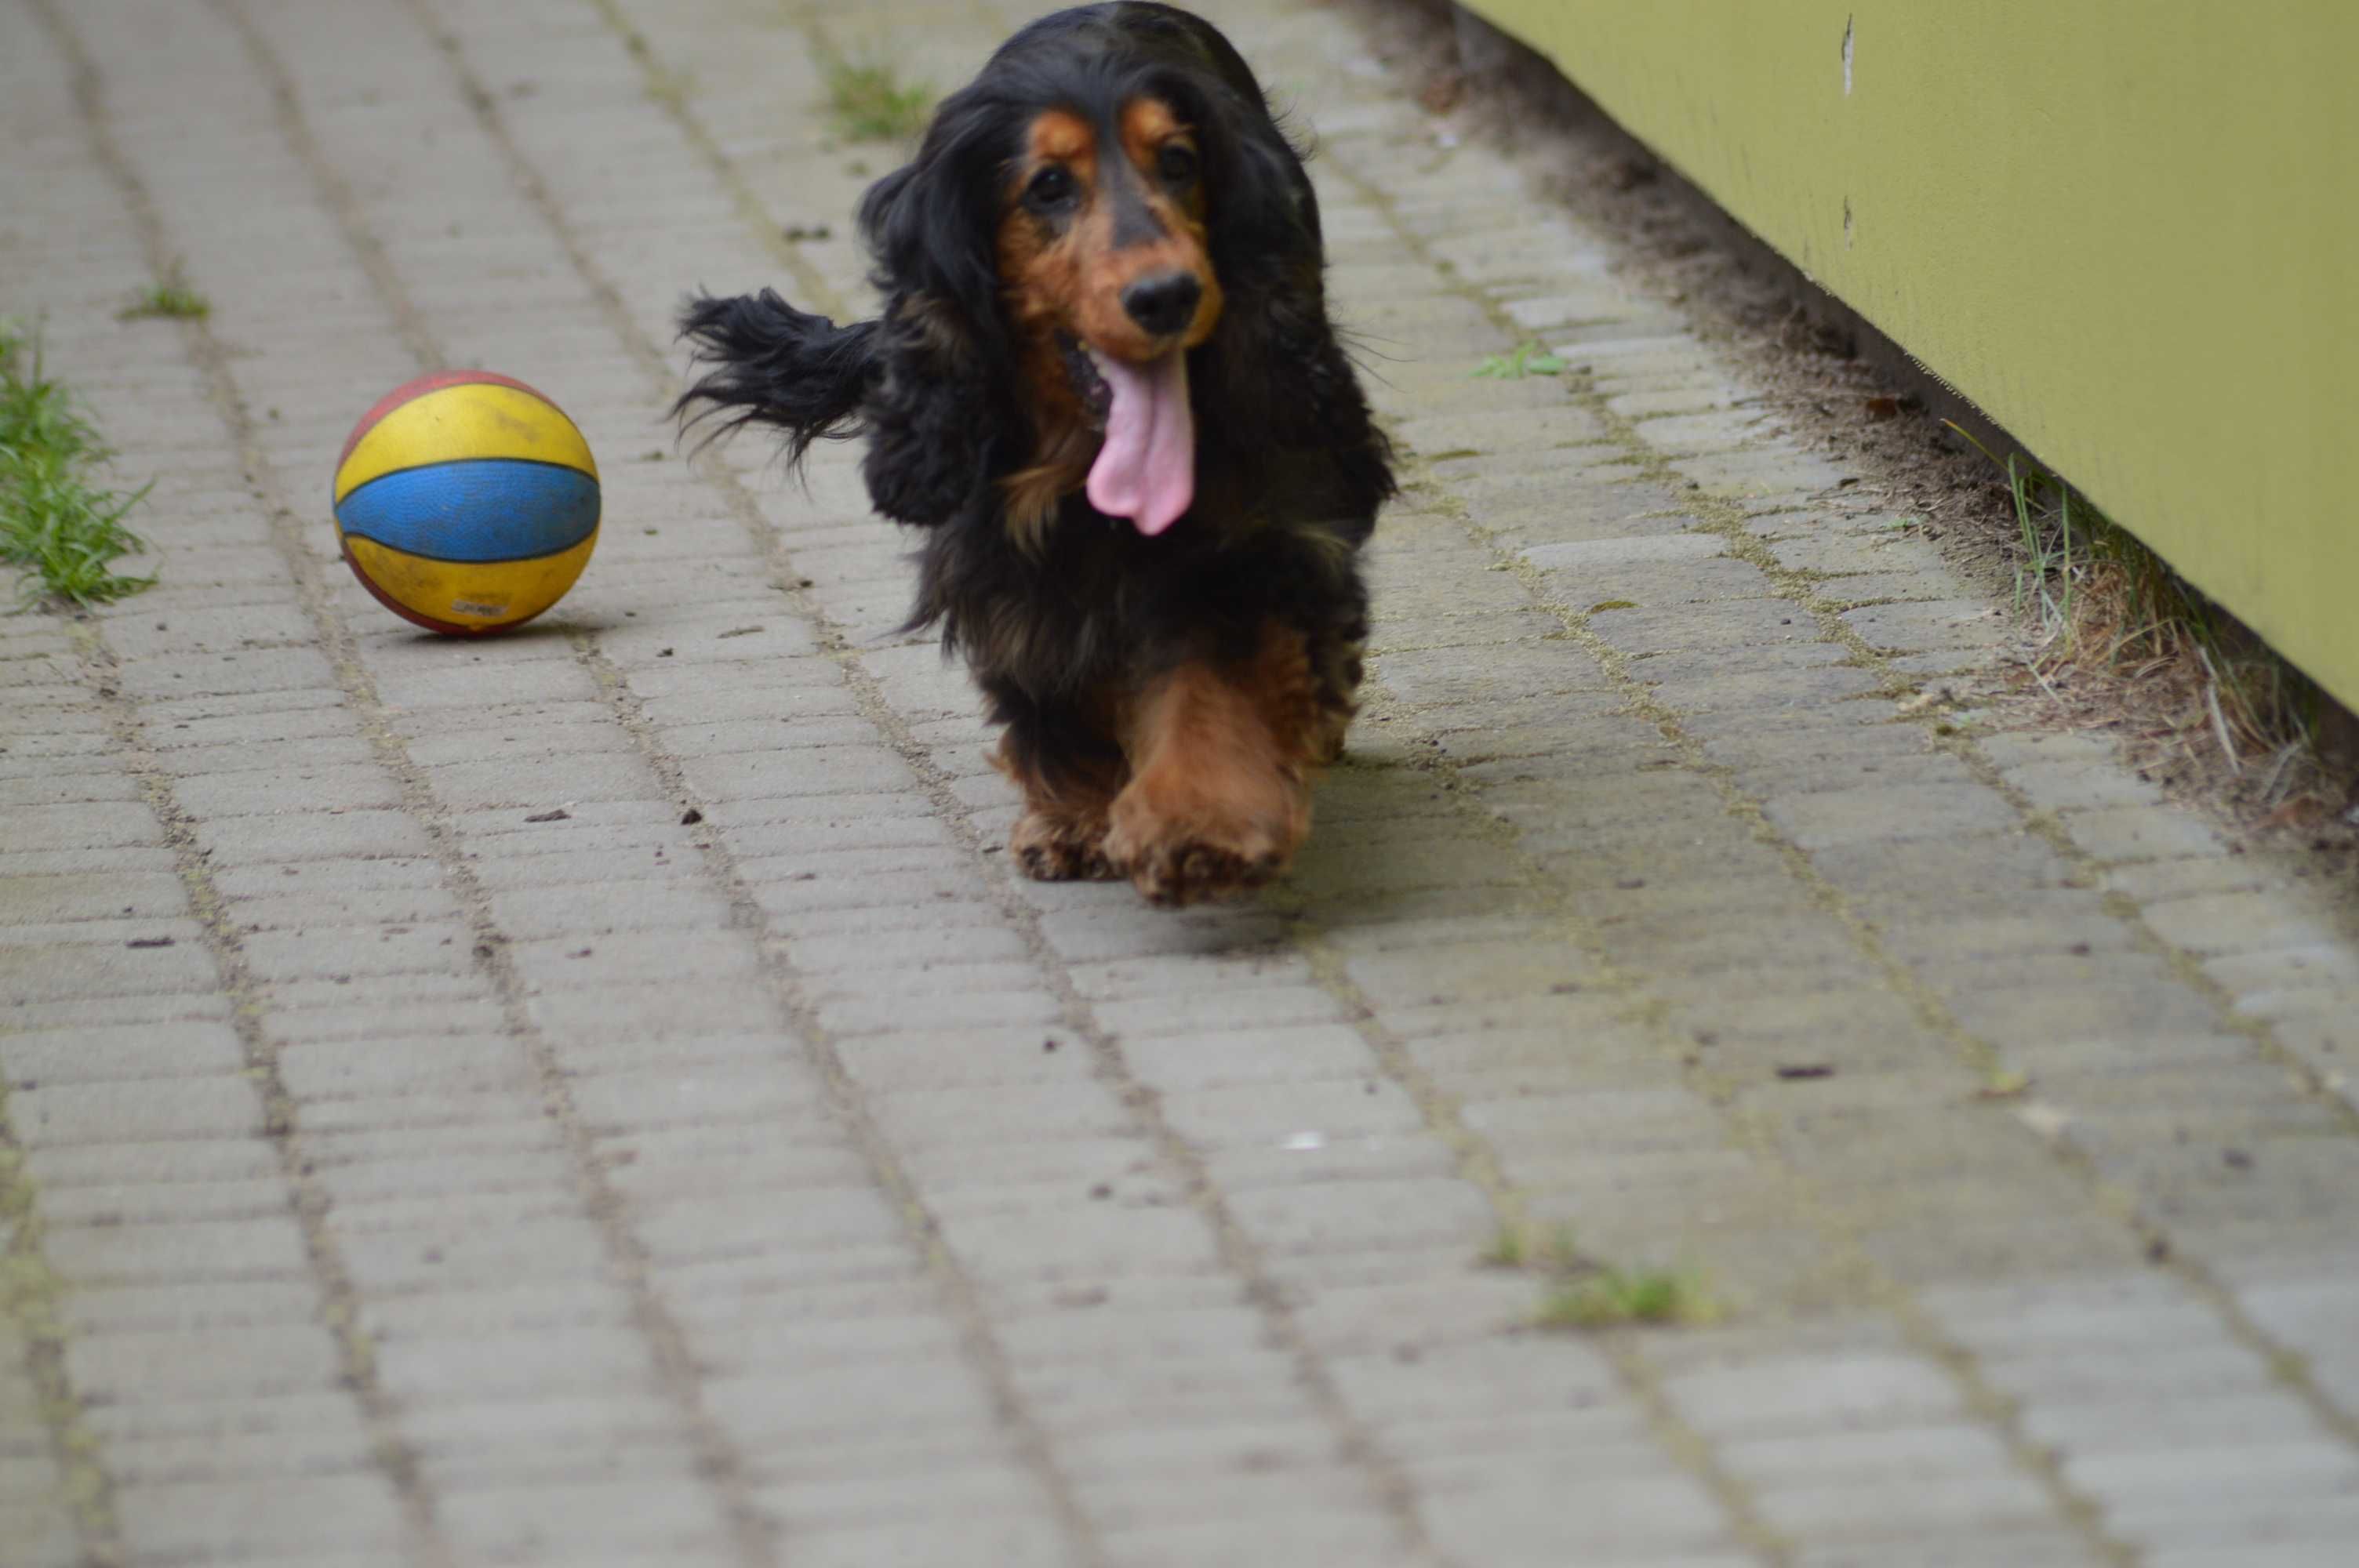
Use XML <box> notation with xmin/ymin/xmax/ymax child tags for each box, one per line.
<box><xmin>0</xmin><ymin>321</ymin><xmax>158</xmax><ymax>608</ymax></box>
<box><xmin>1473</xmin><ymin>340</ymin><xmax>1566</xmax><ymax>379</ymax></box>
<box><xmin>116</xmin><ymin>262</ymin><xmax>210</xmax><ymax>322</ymax></box>
<box><xmin>1479</xmin><ymin>1226</ymin><xmax>1526</xmax><ymax>1268</ymax></box>
<box><xmin>644</xmin><ymin>64</ymin><xmax>696</xmax><ymax>111</ymax></box>
<box><xmin>823</xmin><ymin>53</ymin><xmax>932</xmax><ymax>143</ymax></box>
<box><xmin>1478</xmin><ymin>1215</ymin><xmax>1721</xmax><ymax>1331</ymax></box>
<box><xmin>1479</xmin><ymin>1221</ymin><xmax>1577</xmax><ymax>1270</ymax></box>
<box><xmin>1976</xmin><ymin>1067</ymin><xmax>2032</xmax><ymax>1101</ymax></box>
<box><xmin>1536</xmin><ymin>1268</ymin><xmax>1718</xmax><ymax>1330</ymax></box>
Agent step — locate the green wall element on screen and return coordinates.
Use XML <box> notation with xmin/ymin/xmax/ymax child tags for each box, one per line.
<box><xmin>1465</xmin><ymin>1</ymin><xmax>2359</xmax><ymax>710</ymax></box>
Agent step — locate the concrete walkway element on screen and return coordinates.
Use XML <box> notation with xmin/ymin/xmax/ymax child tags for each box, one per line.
<box><xmin>5</xmin><ymin>0</ymin><xmax>2357</xmax><ymax>1563</ymax></box>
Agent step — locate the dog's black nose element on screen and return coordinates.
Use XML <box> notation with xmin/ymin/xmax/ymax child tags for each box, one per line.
<box><xmin>1122</xmin><ymin>271</ymin><xmax>1202</xmax><ymax>337</ymax></box>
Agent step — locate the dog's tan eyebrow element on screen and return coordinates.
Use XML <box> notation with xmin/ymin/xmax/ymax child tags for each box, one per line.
<box><xmin>1024</xmin><ymin>109</ymin><xmax>1097</xmax><ymax>176</ymax></box>
<box><xmin>1118</xmin><ymin>97</ymin><xmax>1190</xmax><ymax>171</ymax></box>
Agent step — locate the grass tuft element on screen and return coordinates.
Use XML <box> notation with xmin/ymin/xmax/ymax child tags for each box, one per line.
<box><xmin>0</xmin><ymin>321</ymin><xmax>158</xmax><ymax>608</ymax></box>
<box><xmin>1946</xmin><ymin>419</ymin><xmax>2350</xmax><ymax>820</ymax></box>
<box><xmin>823</xmin><ymin>53</ymin><xmax>932</xmax><ymax>143</ymax></box>
<box><xmin>1478</xmin><ymin>1217</ymin><xmax>1721</xmax><ymax>1331</ymax></box>
<box><xmin>1535</xmin><ymin>1268</ymin><xmax>1719</xmax><ymax>1330</ymax></box>
<box><xmin>1473</xmin><ymin>340</ymin><xmax>1566</xmax><ymax>380</ymax></box>
<box><xmin>116</xmin><ymin>262</ymin><xmax>210</xmax><ymax>322</ymax></box>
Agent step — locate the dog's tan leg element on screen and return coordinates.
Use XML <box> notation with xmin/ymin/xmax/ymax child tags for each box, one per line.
<box><xmin>1104</xmin><ymin>622</ymin><xmax>1328</xmax><ymax>906</ymax></box>
<box><xmin>997</xmin><ymin>730</ymin><xmax>1126</xmax><ymax>882</ymax></box>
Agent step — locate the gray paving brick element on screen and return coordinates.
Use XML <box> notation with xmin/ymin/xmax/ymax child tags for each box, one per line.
<box><xmin>1759</xmin><ymin>781</ymin><xmax>2023</xmax><ymax>849</ymax></box>
<box><xmin>239</xmin><ymin>924</ymin><xmax>478</xmax><ymax>984</ymax></box>
<box><xmin>9</xmin><ymin>1076</ymin><xmax>261</xmax><ymax>1146</ymax></box>
<box><xmin>37</xmin><ymin>1170</ymin><xmax>293</xmax><ymax>1229</ymax></box>
<box><xmin>192</xmin><ymin>808</ymin><xmax>435</xmax><ymax>863</ymax></box>
<box><xmin>0</xmin><ymin>1018</ymin><xmax>243</xmax><ymax>1084</ymax></box>
<box><xmin>2061</xmin><ymin>804</ymin><xmax>2230</xmax><ymax>862</ymax></box>
<box><xmin>67</xmin><ymin>1323</ymin><xmax>346</xmax><ymax>1403</ymax></box>
<box><xmin>44</xmin><ymin>1214</ymin><xmax>311</xmax><ymax>1287</ymax></box>
<box><xmin>115</xmin><ymin>647</ymin><xmax>340</xmax><ymax>701</ymax></box>
<box><xmin>114</xmin><ymin>1475</ymin><xmax>409</xmax><ymax>1562</ymax></box>
<box><xmin>172</xmin><ymin>763</ymin><xmax>407</xmax><ymax>821</ymax></box>
<box><xmin>1663</xmin><ymin>1350</ymin><xmax>1965</xmax><ymax>1436</ymax></box>
<box><xmin>0</xmin><ymin>800</ymin><xmax>167</xmax><ymax>854</ymax></box>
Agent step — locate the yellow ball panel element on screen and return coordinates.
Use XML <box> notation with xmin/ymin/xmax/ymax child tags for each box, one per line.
<box><xmin>335</xmin><ymin>383</ymin><xmax>599</xmax><ymax>503</ymax></box>
<box><xmin>343</xmin><ymin>531</ymin><xmax>599</xmax><ymax>632</ymax></box>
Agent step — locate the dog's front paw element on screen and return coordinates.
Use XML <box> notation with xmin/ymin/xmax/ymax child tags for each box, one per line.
<box><xmin>1103</xmin><ymin>777</ymin><xmax>1302</xmax><ymax>907</ymax></box>
<box><xmin>1009</xmin><ymin>808</ymin><xmax>1119</xmax><ymax>882</ymax></box>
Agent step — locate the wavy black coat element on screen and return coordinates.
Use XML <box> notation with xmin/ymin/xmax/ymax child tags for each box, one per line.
<box><xmin>677</xmin><ymin>2</ymin><xmax>1390</xmax><ymax>784</ymax></box>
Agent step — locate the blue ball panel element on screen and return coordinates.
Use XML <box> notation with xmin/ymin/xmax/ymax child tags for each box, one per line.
<box><xmin>334</xmin><ymin>459</ymin><xmax>602</xmax><ymax>564</ymax></box>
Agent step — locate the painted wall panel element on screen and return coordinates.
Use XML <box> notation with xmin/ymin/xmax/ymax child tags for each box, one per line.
<box><xmin>1465</xmin><ymin>2</ymin><xmax>2359</xmax><ymax>707</ymax></box>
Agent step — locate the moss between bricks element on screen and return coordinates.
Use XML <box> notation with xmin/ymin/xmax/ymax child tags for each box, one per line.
<box><xmin>0</xmin><ymin>1092</ymin><xmax>120</xmax><ymax>1554</ymax></box>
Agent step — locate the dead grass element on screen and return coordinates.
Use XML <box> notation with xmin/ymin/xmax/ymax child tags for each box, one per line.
<box><xmin>1945</xmin><ymin>425</ymin><xmax>2357</xmax><ymax>837</ymax></box>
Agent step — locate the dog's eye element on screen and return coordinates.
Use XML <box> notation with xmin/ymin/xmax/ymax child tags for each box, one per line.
<box><xmin>1025</xmin><ymin>166</ymin><xmax>1076</xmax><ymax>208</ymax></box>
<box><xmin>1157</xmin><ymin>143</ymin><xmax>1199</xmax><ymax>185</ymax></box>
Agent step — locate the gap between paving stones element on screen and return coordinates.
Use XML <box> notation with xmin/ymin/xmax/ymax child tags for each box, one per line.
<box><xmin>0</xmin><ymin>1072</ymin><xmax>118</xmax><ymax>1566</ymax></box>
<box><xmin>27</xmin><ymin>5</ymin><xmax>453</xmax><ymax>1563</ymax></box>
<box><xmin>1303</xmin><ymin>102</ymin><xmax>2359</xmax><ymax>1455</ymax></box>
<box><xmin>57</xmin><ymin>634</ymin><xmax>438</xmax><ymax>1568</ymax></box>
<box><xmin>46</xmin><ymin>2</ymin><xmax>766</xmax><ymax>1561</ymax></box>
<box><xmin>282</xmin><ymin>0</ymin><xmax>1454</xmax><ymax>1556</ymax></box>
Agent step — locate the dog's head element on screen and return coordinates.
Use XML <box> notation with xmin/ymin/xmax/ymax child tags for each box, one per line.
<box><xmin>858</xmin><ymin>4</ymin><xmax>1332</xmax><ymax>538</ymax></box>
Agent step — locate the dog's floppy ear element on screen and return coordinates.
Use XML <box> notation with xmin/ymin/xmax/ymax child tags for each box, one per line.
<box><xmin>1184</xmin><ymin>77</ymin><xmax>1394</xmax><ymax>527</ymax></box>
<box><xmin>852</xmin><ymin>98</ymin><xmax>1016</xmax><ymax>525</ymax></box>
<box><xmin>674</xmin><ymin>290</ymin><xmax>879</xmax><ymax>466</ymax></box>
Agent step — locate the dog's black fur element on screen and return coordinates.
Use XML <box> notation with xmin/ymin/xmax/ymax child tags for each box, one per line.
<box><xmin>678</xmin><ymin>3</ymin><xmax>1390</xmax><ymax>890</ymax></box>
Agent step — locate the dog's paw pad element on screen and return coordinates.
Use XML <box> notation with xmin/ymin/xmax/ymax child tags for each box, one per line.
<box><xmin>1010</xmin><ymin>811</ymin><xmax>1118</xmax><ymax>882</ymax></box>
<box><xmin>1123</xmin><ymin>835</ymin><xmax>1281</xmax><ymax>907</ymax></box>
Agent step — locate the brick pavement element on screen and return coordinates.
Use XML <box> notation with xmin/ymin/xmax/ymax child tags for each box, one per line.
<box><xmin>3</xmin><ymin>0</ymin><xmax>2357</xmax><ymax>1563</ymax></box>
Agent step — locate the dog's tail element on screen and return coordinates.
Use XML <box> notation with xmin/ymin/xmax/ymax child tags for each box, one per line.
<box><xmin>674</xmin><ymin>289</ymin><xmax>880</xmax><ymax>466</ymax></box>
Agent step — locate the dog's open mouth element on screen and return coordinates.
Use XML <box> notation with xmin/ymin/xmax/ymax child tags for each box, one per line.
<box><xmin>1058</xmin><ymin>332</ymin><xmax>1194</xmax><ymax>537</ymax></box>
<box><xmin>1059</xmin><ymin>333</ymin><xmax>1113</xmax><ymax>429</ymax></box>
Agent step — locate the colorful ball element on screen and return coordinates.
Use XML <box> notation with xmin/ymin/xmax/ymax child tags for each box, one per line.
<box><xmin>331</xmin><ymin>370</ymin><xmax>600</xmax><ymax>635</ymax></box>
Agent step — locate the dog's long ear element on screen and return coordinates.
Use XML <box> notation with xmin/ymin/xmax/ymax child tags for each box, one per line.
<box><xmin>852</xmin><ymin>97</ymin><xmax>1016</xmax><ymax>525</ymax></box>
<box><xmin>674</xmin><ymin>290</ymin><xmax>880</xmax><ymax>466</ymax></box>
<box><xmin>1187</xmin><ymin>77</ymin><xmax>1394</xmax><ymax>526</ymax></box>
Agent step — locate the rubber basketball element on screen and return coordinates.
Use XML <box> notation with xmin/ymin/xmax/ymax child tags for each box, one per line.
<box><xmin>331</xmin><ymin>370</ymin><xmax>600</xmax><ymax>635</ymax></box>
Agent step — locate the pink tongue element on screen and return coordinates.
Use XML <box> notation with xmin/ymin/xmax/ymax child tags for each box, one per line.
<box><xmin>1085</xmin><ymin>350</ymin><xmax>1194</xmax><ymax>535</ymax></box>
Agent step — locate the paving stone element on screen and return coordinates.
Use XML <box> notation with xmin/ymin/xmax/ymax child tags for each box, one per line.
<box><xmin>1841</xmin><ymin>599</ymin><xmax>2014</xmax><ymax>653</ymax></box>
<box><xmin>1761</xmin><ymin>781</ymin><xmax>2022</xmax><ymax>849</ymax></box>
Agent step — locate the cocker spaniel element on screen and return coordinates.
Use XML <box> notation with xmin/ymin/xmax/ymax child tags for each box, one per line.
<box><xmin>678</xmin><ymin>2</ymin><xmax>1391</xmax><ymax>906</ymax></box>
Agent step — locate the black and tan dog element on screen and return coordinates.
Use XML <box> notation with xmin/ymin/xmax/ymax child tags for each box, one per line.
<box><xmin>678</xmin><ymin>2</ymin><xmax>1390</xmax><ymax>905</ymax></box>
